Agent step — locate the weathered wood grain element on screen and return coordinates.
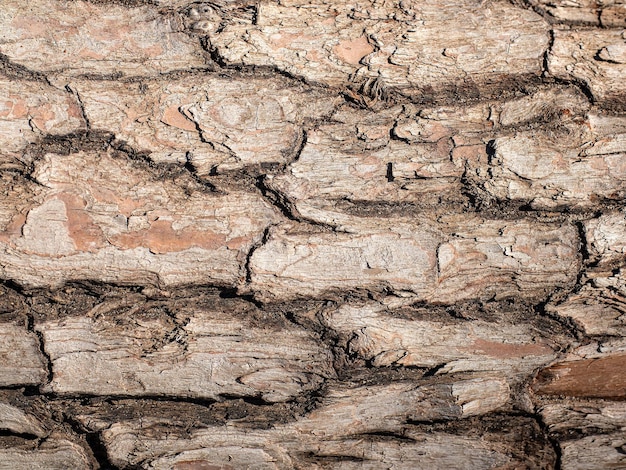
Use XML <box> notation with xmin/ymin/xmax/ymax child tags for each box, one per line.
<box><xmin>0</xmin><ymin>402</ymin><xmax>46</xmax><ymax>437</ymax></box>
<box><xmin>269</xmin><ymin>87</ymin><xmax>626</xmax><ymax>211</ymax></box>
<box><xmin>322</xmin><ymin>301</ymin><xmax>568</xmax><ymax>377</ymax></box>
<box><xmin>549</xmin><ymin>28</ymin><xmax>626</xmax><ymax>109</ymax></box>
<box><xmin>0</xmin><ymin>79</ymin><xmax>85</xmax><ymax>168</ymax></box>
<box><xmin>36</xmin><ymin>297</ymin><xmax>333</xmax><ymax>402</ymax></box>
<box><xmin>267</xmin><ymin>104</ymin><xmax>465</xmax><ymax>209</ymax></box>
<box><xmin>70</xmin><ymin>76</ymin><xmax>339</xmax><ymax>168</ymax></box>
<box><xmin>294</xmin><ymin>377</ymin><xmax>511</xmax><ymax>436</ymax></box>
<box><xmin>538</xmin><ymin>399</ymin><xmax>626</xmax><ymax>470</ymax></box>
<box><xmin>249</xmin><ymin>216</ymin><xmax>579</xmax><ymax>302</ymax></box>
<box><xmin>0</xmin><ymin>438</ymin><xmax>92</xmax><ymax>470</ymax></box>
<box><xmin>573</xmin><ymin>212</ymin><xmax>626</xmax><ymax>336</ymax></box>
<box><xmin>548</xmin><ymin>280</ymin><xmax>626</xmax><ymax>336</ymax></box>
<box><xmin>585</xmin><ymin>211</ymin><xmax>626</xmax><ymax>267</ymax></box>
<box><xmin>0</xmin><ymin>149</ymin><xmax>280</xmax><ymax>288</ymax></box>
<box><xmin>540</xmin><ymin>399</ymin><xmax>626</xmax><ymax>436</ymax></box>
<box><xmin>529</xmin><ymin>0</ymin><xmax>626</xmax><ymax>26</ymax></box>
<box><xmin>481</xmin><ymin>117</ymin><xmax>626</xmax><ymax>209</ymax></box>
<box><xmin>0</xmin><ymin>0</ymin><xmax>206</xmax><ymax>79</ymax></box>
<box><xmin>209</xmin><ymin>0</ymin><xmax>549</xmax><ymax>100</ymax></box>
<box><xmin>101</xmin><ymin>414</ymin><xmax>553</xmax><ymax>469</ymax></box>
<box><xmin>0</xmin><ymin>173</ymin><xmax>40</xmax><ymax>234</ymax></box>
<box><xmin>0</xmin><ymin>0</ymin><xmax>623</xmax><ymax>467</ymax></box>
<box><xmin>560</xmin><ymin>434</ymin><xmax>626</xmax><ymax>470</ymax></box>
<box><xmin>0</xmin><ymin>322</ymin><xmax>47</xmax><ymax>387</ymax></box>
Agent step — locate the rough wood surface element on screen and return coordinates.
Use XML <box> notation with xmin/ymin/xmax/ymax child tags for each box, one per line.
<box><xmin>36</xmin><ymin>295</ymin><xmax>333</xmax><ymax>402</ymax></box>
<box><xmin>529</xmin><ymin>0</ymin><xmax>626</xmax><ymax>26</ymax></box>
<box><xmin>0</xmin><ymin>79</ymin><xmax>85</xmax><ymax>168</ymax></box>
<box><xmin>101</xmin><ymin>414</ymin><xmax>554</xmax><ymax>469</ymax></box>
<box><xmin>211</xmin><ymin>0</ymin><xmax>549</xmax><ymax>99</ymax></box>
<box><xmin>0</xmin><ymin>0</ymin><xmax>206</xmax><ymax>79</ymax></box>
<box><xmin>0</xmin><ymin>149</ymin><xmax>279</xmax><ymax>288</ymax></box>
<box><xmin>538</xmin><ymin>399</ymin><xmax>626</xmax><ymax>470</ymax></box>
<box><xmin>533</xmin><ymin>340</ymin><xmax>626</xmax><ymax>398</ymax></box>
<box><xmin>548</xmin><ymin>29</ymin><xmax>626</xmax><ymax>110</ymax></box>
<box><xmin>322</xmin><ymin>301</ymin><xmax>569</xmax><ymax>376</ymax></box>
<box><xmin>0</xmin><ymin>0</ymin><xmax>625</xmax><ymax>469</ymax></box>
<box><xmin>482</xmin><ymin>116</ymin><xmax>626</xmax><ymax>208</ymax></box>
<box><xmin>249</xmin><ymin>217</ymin><xmax>579</xmax><ymax>302</ymax></box>
<box><xmin>69</xmin><ymin>76</ymin><xmax>338</xmax><ymax>168</ymax></box>
<box><xmin>0</xmin><ymin>438</ymin><xmax>93</xmax><ymax>470</ymax></box>
<box><xmin>0</xmin><ymin>402</ymin><xmax>46</xmax><ymax>437</ymax></box>
<box><xmin>0</xmin><ymin>322</ymin><xmax>47</xmax><ymax>387</ymax></box>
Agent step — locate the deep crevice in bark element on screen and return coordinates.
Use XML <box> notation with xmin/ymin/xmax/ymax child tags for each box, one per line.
<box><xmin>1</xmin><ymin>1</ymin><xmax>624</xmax><ymax>468</ymax></box>
<box><xmin>85</xmin><ymin>432</ymin><xmax>119</xmax><ymax>470</ymax></box>
<box><xmin>0</xmin><ymin>53</ymin><xmax>51</xmax><ymax>84</ymax></box>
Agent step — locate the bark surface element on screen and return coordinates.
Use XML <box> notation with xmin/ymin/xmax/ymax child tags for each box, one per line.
<box><xmin>0</xmin><ymin>0</ymin><xmax>625</xmax><ymax>469</ymax></box>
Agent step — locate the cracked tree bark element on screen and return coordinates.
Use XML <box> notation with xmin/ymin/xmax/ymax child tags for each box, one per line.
<box><xmin>0</xmin><ymin>0</ymin><xmax>625</xmax><ymax>469</ymax></box>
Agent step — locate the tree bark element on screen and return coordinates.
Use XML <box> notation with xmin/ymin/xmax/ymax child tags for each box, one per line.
<box><xmin>0</xmin><ymin>0</ymin><xmax>625</xmax><ymax>469</ymax></box>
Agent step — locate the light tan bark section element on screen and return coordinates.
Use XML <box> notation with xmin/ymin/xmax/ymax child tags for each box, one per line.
<box><xmin>71</xmin><ymin>77</ymin><xmax>339</xmax><ymax>168</ymax></box>
<box><xmin>549</xmin><ymin>29</ymin><xmax>626</xmax><ymax>108</ymax></box>
<box><xmin>586</xmin><ymin>211</ymin><xmax>626</xmax><ymax>266</ymax></box>
<box><xmin>37</xmin><ymin>301</ymin><xmax>333</xmax><ymax>402</ymax></box>
<box><xmin>323</xmin><ymin>302</ymin><xmax>564</xmax><ymax>376</ymax></box>
<box><xmin>102</xmin><ymin>407</ymin><xmax>546</xmax><ymax>469</ymax></box>
<box><xmin>0</xmin><ymin>402</ymin><xmax>46</xmax><ymax>437</ymax></box>
<box><xmin>268</xmin><ymin>87</ymin><xmax>626</xmax><ymax>210</ymax></box>
<box><xmin>483</xmin><ymin>117</ymin><xmax>626</xmax><ymax>208</ymax></box>
<box><xmin>210</xmin><ymin>0</ymin><xmax>548</xmax><ymax>97</ymax></box>
<box><xmin>0</xmin><ymin>79</ymin><xmax>85</xmax><ymax>168</ymax></box>
<box><xmin>0</xmin><ymin>438</ymin><xmax>92</xmax><ymax>470</ymax></box>
<box><xmin>529</xmin><ymin>0</ymin><xmax>625</xmax><ymax>26</ymax></box>
<box><xmin>538</xmin><ymin>399</ymin><xmax>626</xmax><ymax>470</ymax></box>
<box><xmin>0</xmin><ymin>0</ymin><xmax>205</xmax><ymax>79</ymax></box>
<box><xmin>0</xmin><ymin>150</ymin><xmax>280</xmax><ymax>288</ymax></box>
<box><xmin>0</xmin><ymin>322</ymin><xmax>47</xmax><ymax>387</ymax></box>
<box><xmin>548</xmin><ymin>282</ymin><xmax>626</xmax><ymax>336</ymax></box>
<box><xmin>250</xmin><ymin>216</ymin><xmax>579</xmax><ymax>302</ymax></box>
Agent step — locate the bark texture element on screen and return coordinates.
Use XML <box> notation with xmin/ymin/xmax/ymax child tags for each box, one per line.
<box><xmin>0</xmin><ymin>0</ymin><xmax>625</xmax><ymax>469</ymax></box>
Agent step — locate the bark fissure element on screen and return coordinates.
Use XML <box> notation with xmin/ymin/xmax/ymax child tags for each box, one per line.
<box><xmin>1</xmin><ymin>0</ymin><xmax>625</xmax><ymax>468</ymax></box>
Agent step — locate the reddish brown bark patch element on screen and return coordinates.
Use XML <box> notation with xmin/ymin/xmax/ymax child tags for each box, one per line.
<box><xmin>333</xmin><ymin>36</ymin><xmax>374</xmax><ymax>65</ymax></box>
<box><xmin>111</xmin><ymin>219</ymin><xmax>227</xmax><ymax>254</ymax></box>
<box><xmin>57</xmin><ymin>193</ymin><xmax>106</xmax><ymax>252</ymax></box>
<box><xmin>533</xmin><ymin>353</ymin><xmax>626</xmax><ymax>399</ymax></box>
<box><xmin>161</xmin><ymin>105</ymin><xmax>197</xmax><ymax>132</ymax></box>
<box><xmin>468</xmin><ymin>339</ymin><xmax>554</xmax><ymax>359</ymax></box>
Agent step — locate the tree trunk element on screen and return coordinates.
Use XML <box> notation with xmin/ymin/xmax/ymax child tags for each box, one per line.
<box><xmin>0</xmin><ymin>0</ymin><xmax>625</xmax><ymax>468</ymax></box>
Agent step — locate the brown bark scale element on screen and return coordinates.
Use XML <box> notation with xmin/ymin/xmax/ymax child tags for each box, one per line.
<box><xmin>0</xmin><ymin>0</ymin><xmax>625</xmax><ymax>468</ymax></box>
